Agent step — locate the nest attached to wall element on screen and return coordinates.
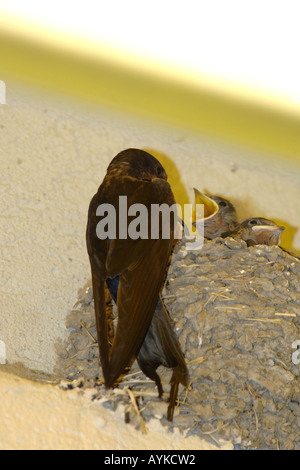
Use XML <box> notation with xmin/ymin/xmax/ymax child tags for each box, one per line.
<box><xmin>56</xmin><ymin>237</ymin><xmax>300</xmax><ymax>450</ymax></box>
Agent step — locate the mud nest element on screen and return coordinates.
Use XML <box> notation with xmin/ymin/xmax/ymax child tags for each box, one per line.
<box><xmin>56</xmin><ymin>237</ymin><xmax>300</xmax><ymax>450</ymax></box>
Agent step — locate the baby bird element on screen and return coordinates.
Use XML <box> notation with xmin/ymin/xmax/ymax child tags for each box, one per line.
<box><xmin>192</xmin><ymin>189</ymin><xmax>238</xmax><ymax>239</ymax></box>
<box><xmin>221</xmin><ymin>217</ymin><xmax>285</xmax><ymax>246</ymax></box>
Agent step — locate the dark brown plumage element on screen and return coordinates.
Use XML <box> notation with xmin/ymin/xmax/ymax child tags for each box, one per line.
<box><xmin>86</xmin><ymin>148</ymin><xmax>188</xmax><ymax>420</ymax></box>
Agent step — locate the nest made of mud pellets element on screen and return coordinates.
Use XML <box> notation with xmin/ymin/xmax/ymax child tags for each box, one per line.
<box><xmin>56</xmin><ymin>237</ymin><xmax>300</xmax><ymax>450</ymax></box>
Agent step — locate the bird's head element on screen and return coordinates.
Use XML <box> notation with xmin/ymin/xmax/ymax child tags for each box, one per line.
<box><xmin>239</xmin><ymin>217</ymin><xmax>285</xmax><ymax>246</ymax></box>
<box><xmin>107</xmin><ymin>148</ymin><xmax>167</xmax><ymax>181</ymax></box>
<box><xmin>192</xmin><ymin>189</ymin><xmax>238</xmax><ymax>238</ymax></box>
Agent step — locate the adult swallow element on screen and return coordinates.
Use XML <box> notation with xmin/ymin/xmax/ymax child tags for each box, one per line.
<box><xmin>221</xmin><ymin>217</ymin><xmax>285</xmax><ymax>246</ymax></box>
<box><xmin>192</xmin><ymin>189</ymin><xmax>238</xmax><ymax>239</ymax></box>
<box><xmin>86</xmin><ymin>148</ymin><xmax>188</xmax><ymax>420</ymax></box>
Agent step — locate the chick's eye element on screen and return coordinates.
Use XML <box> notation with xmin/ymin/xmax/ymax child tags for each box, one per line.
<box><xmin>249</xmin><ymin>219</ymin><xmax>258</xmax><ymax>225</ymax></box>
<box><xmin>219</xmin><ymin>201</ymin><xmax>227</xmax><ymax>207</ymax></box>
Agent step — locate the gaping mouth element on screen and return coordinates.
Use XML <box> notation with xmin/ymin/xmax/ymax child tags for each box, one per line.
<box><xmin>251</xmin><ymin>224</ymin><xmax>285</xmax><ymax>234</ymax></box>
<box><xmin>192</xmin><ymin>188</ymin><xmax>219</xmax><ymax>223</ymax></box>
<box><xmin>251</xmin><ymin>224</ymin><xmax>285</xmax><ymax>245</ymax></box>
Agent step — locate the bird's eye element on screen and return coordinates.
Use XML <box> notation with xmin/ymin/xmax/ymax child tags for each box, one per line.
<box><xmin>156</xmin><ymin>166</ymin><xmax>166</xmax><ymax>179</ymax></box>
<box><xmin>249</xmin><ymin>219</ymin><xmax>258</xmax><ymax>225</ymax></box>
<box><xmin>219</xmin><ymin>201</ymin><xmax>227</xmax><ymax>207</ymax></box>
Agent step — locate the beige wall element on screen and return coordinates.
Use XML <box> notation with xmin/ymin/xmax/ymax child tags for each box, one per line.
<box><xmin>1</xmin><ymin>369</ymin><xmax>231</xmax><ymax>450</ymax></box>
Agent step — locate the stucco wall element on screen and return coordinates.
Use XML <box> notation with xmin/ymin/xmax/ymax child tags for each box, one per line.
<box><xmin>1</xmin><ymin>369</ymin><xmax>232</xmax><ymax>450</ymax></box>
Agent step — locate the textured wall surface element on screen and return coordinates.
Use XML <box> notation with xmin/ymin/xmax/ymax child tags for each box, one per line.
<box><xmin>0</xmin><ymin>370</ymin><xmax>230</xmax><ymax>450</ymax></box>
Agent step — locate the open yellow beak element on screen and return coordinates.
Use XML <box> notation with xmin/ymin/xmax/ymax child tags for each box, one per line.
<box><xmin>192</xmin><ymin>188</ymin><xmax>219</xmax><ymax>222</ymax></box>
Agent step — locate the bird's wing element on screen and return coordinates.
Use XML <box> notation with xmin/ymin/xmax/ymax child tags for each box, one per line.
<box><xmin>90</xmin><ymin>270</ymin><xmax>110</xmax><ymax>380</ymax></box>
<box><xmin>86</xmin><ymin>189</ymin><xmax>111</xmax><ymax>380</ymax></box>
<box><xmin>104</xmin><ymin>178</ymin><xmax>176</xmax><ymax>387</ymax></box>
<box><xmin>87</xmin><ymin>176</ymin><xmax>176</xmax><ymax>387</ymax></box>
<box><xmin>106</xmin><ymin>237</ymin><xmax>173</xmax><ymax>387</ymax></box>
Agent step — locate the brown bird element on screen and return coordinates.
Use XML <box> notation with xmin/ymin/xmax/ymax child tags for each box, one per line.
<box><xmin>86</xmin><ymin>148</ymin><xmax>188</xmax><ymax>420</ymax></box>
<box><xmin>192</xmin><ymin>189</ymin><xmax>238</xmax><ymax>239</ymax></box>
<box><xmin>221</xmin><ymin>217</ymin><xmax>285</xmax><ymax>246</ymax></box>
